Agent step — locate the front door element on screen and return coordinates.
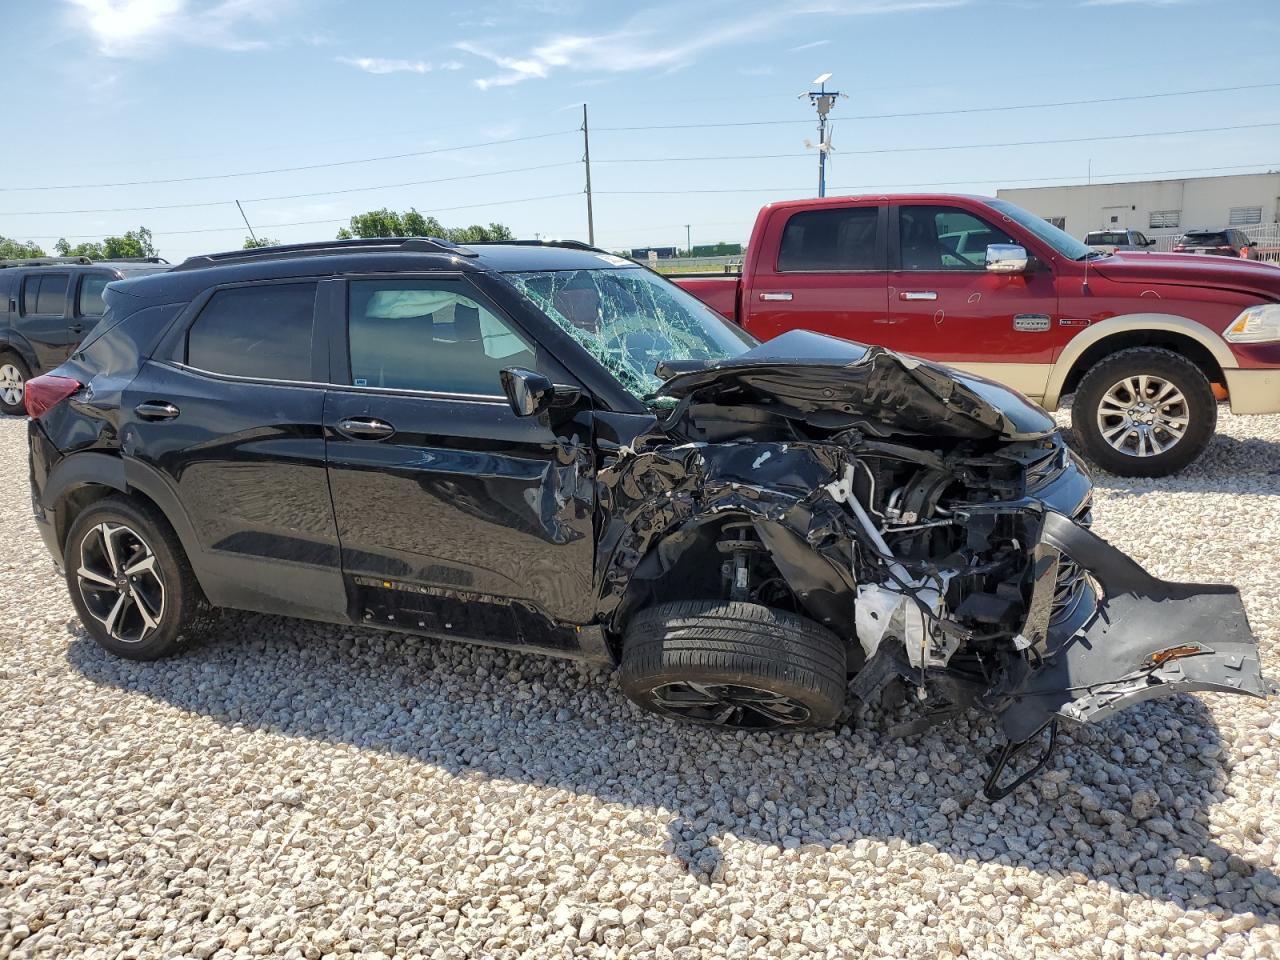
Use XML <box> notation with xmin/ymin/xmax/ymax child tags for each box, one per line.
<box><xmin>743</xmin><ymin>202</ymin><xmax>889</xmax><ymax>344</ymax></box>
<box><xmin>18</xmin><ymin>272</ymin><xmax>74</xmax><ymax>370</ymax></box>
<box><xmin>885</xmin><ymin>203</ymin><xmax>1059</xmax><ymax>402</ymax></box>
<box><xmin>322</xmin><ymin>275</ymin><xmax>596</xmax><ymax>652</ymax></box>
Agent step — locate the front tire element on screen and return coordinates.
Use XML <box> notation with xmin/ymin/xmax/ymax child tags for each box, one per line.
<box><xmin>0</xmin><ymin>355</ymin><xmax>31</xmax><ymax>416</ymax></box>
<box><xmin>619</xmin><ymin>600</ymin><xmax>847</xmax><ymax>730</ymax></box>
<box><xmin>64</xmin><ymin>496</ymin><xmax>207</xmax><ymax>660</ymax></box>
<box><xmin>1071</xmin><ymin>347</ymin><xmax>1216</xmax><ymax>477</ymax></box>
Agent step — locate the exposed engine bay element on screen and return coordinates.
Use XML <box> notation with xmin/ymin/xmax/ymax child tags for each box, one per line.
<box><xmin>598</xmin><ymin>332</ymin><xmax>1271</xmax><ymax>797</ymax></box>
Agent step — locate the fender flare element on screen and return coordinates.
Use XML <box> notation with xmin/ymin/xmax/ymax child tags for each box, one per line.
<box><xmin>0</xmin><ymin>331</ymin><xmax>39</xmax><ymax>372</ymax></box>
<box><xmin>1042</xmin><ymin>313</ymin><xmax>1237</xmax><ymax>411</ymax></box>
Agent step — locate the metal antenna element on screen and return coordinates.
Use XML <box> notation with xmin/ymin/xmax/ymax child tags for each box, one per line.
<box><xmin>235</xmin><ymin>200</ymin><xmax>258</xmax><ymax>243</ymax></box>
<box><xmin>582</xmin><ymin>104</ymin><xmax>595</xmax><ymax>245</ymax></box>
<box><xmin>801</xmin><ymin>72</ymin><xmax>844</xmax><ymax>198</ymax></box>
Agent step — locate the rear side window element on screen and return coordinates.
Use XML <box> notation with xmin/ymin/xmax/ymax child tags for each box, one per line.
<box><xmin>79</xmin><ymin>275</ymin><xmax>111</xmax><ymax>316</ymax></box>
<box><xmin>186</xmin><ymin>282</ymin><xmax>317</xmax><ymax>381</ymax></box>
<box><xmin>22</xmin><ymin>274</ymin><xmax>69</xmax><ymax>315</ymax></box>
<box><xmin>347</xmin><ymin>279</ymin><xmax>535</xmax><ymax>394</ymax></box>
<box><xmin>778</xmin><ymin>207</ymin><xmax>880</xmax><ymax>271</ymax></box>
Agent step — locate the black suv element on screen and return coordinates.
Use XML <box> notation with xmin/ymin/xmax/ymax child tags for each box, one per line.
<box><xmin>26</xmin><ymin>238</ymin><xmax>1267</xmax><ymax>796</ymax></box>
<box><xmin>1173</xmin><ymin>228</ymin><xmax>1259</xmax><ymax>259</ymax></box>
<box><xmin>0</xmin><ymin>256</ymin><xmax>170</xmax><ymax>414</ymax></box>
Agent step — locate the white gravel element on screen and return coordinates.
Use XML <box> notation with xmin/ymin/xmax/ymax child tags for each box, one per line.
<box><xmin>1</xmin><ymin>409</ymin><xmax>1278</xmax><ymax>960</ymax></box>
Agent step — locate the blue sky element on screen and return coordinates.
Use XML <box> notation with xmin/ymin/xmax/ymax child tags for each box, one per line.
<box><xmin>3</xmin><ymin>0</ymin><xmax>1279</xmax><ymax>261</ymax></box>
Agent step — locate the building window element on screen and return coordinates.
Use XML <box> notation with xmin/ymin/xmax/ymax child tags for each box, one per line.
<box><xmin>1045</xmin><ymin>216</ymin><xmax>1066</xmax><ymax>230</ymax></box>
<box><xmin>1149</xmin><ymin>209</ymin><xmax>1181</xmax><ymax>229</ymax></box>
<box><xmin>1229</xmin><ymin>206</ymin><xmax>1263</xmax><ymax>226</ymax></box>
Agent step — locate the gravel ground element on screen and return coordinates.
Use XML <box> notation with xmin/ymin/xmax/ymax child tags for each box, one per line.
<box><xmin>1</xmin><ymin>409</ymin><xmax>1278</xmax><ymax>960</ymax></box>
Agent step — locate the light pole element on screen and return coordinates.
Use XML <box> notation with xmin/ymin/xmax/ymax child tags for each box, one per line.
<box><xmin>802</xmin><ymin>73</ymin><xmax>843</xmax><ymax>198</ymax></box>
<box><xmin>685</xmin><ymin>224</ymin><xmax>691</xmax><ymax>257</ymax></box>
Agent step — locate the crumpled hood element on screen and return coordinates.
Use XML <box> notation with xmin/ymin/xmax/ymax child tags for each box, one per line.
<box><xmin>1091</xmin><ymin>251</ymin><xmax>1280</xmax><ymax>299</ymax></box>
<box><xmin>655</xmin><ymin>329</ymin><xmax>1056</xmax><ymax>441</ymax></box>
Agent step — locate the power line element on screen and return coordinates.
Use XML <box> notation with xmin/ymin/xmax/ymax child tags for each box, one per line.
<box><xmin>593</xmin><ymin>121</ymin><xmax>1280</xmax><ymax>163</ymax></box>
<box><xmin>595</xmin><ymin>82</ymin><xmax>1280</xmax><ymax>131</ymax></box>
<box><xmin>18</xmin><ymin>192</ymin><xmax>582</xmax><ymax>240</ymax></box>
<box><xmin>0</xmin><ymin>130</ymin><xmax>578</xmax><ymax>193</ymax></box>
<box><xmin>0</xmin><ymin>162</ymin><xmax>581</xmax><ymax>216</ymax></box>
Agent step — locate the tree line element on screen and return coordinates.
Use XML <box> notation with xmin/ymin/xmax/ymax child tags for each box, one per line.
<box><xmin>1</xmin><ymin>208</ymin><xmax>515</xmax><ymax>261</ymax></box>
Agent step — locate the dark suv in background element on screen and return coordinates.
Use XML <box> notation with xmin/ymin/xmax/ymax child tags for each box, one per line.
<box><xmin>0</xmin><ymin>256</ymin><xmax>169</xmax><ymax>414</ymax></box>
<box><xmin>1173</xmin><ymin>228</ymin><xmax>1259</xmax><ymax>259</ymax></box>
<box><xmin>24</xmin><ymin>237</ymin><xmax>1267</xmax><ymax>797</ymax></box>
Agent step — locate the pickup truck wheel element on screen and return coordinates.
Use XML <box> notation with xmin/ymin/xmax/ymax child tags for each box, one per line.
<box><xmin>1072</xmin><ymin>347</ymin><xmax>1216</xmax><ymax>478</ymax></box>
<box><xmin>619</xmin><ymin>600</ymin><xmax>847</xmax><ymax>730</ymax></box>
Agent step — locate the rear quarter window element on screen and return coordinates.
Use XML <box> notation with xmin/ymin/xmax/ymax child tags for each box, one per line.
<box><xmin>185</xmin><ymin>282</ymin><xmax>317</xmax><ymax>381</ymax></box>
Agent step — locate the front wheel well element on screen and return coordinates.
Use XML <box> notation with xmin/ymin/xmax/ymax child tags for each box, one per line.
<box><xmin>1059</xmin><ymin>330</ymin><xmax>1225</xmax><ymax>398</ymax></box>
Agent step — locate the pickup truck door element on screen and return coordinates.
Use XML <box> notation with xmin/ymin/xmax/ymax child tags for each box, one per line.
<box><xmin>885</xmin><ymin>203</ymin><xmax>1059</xmax><ymax>402</ymax></box>
<box><xmin>742</xmin><ymin>202</ymin><xmax>889</xmax><ymax>343</ymax></box>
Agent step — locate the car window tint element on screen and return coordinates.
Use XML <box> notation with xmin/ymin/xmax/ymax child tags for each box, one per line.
<box><xmin>778</xmin><ymin>207</ymin><xmax>879</xmax><ymax>271</ymax></box>
<box><xmin>79</xmin><ymin>275</ymin><xmax>111</xmax><ymax>316</ymax></box>
<box><xmin>900</xmin><ymin>206</ymin><xmax>1015</xmax><ymax>271</ymax></box>
<box><xmin>186</xmin><ymin>282</ymin><xmax>317</xmax><ymax>381</ymax></box>
<box><xmin>35</xmin><ymin>274</ymin><xmax>69</xmax><ymax>314</ymax></box>
<box><xmin>21</xmin><ymin>277</ymin><xmax>41</xmax><ymax>314</ymax></box>
<box><xmin>347</xmin><ymin>279</ymin><xmax>535</xmax><ymax>394</ymax></box>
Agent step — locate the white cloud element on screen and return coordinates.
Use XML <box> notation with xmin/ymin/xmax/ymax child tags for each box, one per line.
<box><xmin>337</xmin><ymin>56</ymin><xmax>434</xmax><ymax>75</ymax></box>
<box><xmin>1081</xmin><ymin>0</ymin><xmax>1188</xmax><ymax>5</ymax></box>
<box><xmin>66</xmin><ymin>0</ymin><xmax>285</xmax><ymax>56</ymax></box>
<box><xmin>788</xmin><ymin>40</ymin><xmax>832</xmax><ymax>52</ymax></box>
<box><xmin>456</xmin><ymin>1</ymin><xmax>967</xmax><ymax>90</ymax></box>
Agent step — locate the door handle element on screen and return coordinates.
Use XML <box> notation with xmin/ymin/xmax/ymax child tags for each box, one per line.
<box><xmin>69</xmin><ymin>323</ymin><xmax>86</xmax><ymax>335</ymax></box>
<box><xmin>336</xmin><ymin>417</ymin><xmax>396</xmax><ymax>441</ymax></box>
<box><xmin>134</xmin><ymin>401</ymin><xmax>180</xmax><ymax>422</ymax></box>
<box><xmin>899</xmin><ymin>291</ymin><xmax>938</xmax><ymax>301</ymax></box>
<box><xmin>759</xmin><ymin>291</ymin><xmax>794</xmax><ymax>302</ymax></box>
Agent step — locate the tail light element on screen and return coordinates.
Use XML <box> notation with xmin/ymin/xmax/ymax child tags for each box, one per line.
<box><xmin>24</xmin><ymin>374</ymin><xmax>82</xmax><ymax>419</ymax></box>
<box><xmin>1173</xmin><ymin>245</ymin><xmax>1187</xmax><ymax>252</ymax></box>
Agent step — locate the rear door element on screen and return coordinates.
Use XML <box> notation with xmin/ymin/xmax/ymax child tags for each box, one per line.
<box><xmin>321</xmin><ymin>273</ymin><xmax>596</xmax><ymax>650</ymax></box>
<box><xmin>885</xmin><ymin>202</ymin><xmax>1059</xmax><ymax>401</ymax></box>
<box><xmin>122</xmin><ymin>277</ymin><xmax>345</xmax><ymax>622</ymax></box>
<box><xmin>742</xmin><ymin>202</ymin><xmax>889</xmax><ymax>343</ymax></box>
<box><xmin>18</xmin><ymin>272</ymin><xmax>73</xmax><ymax>370</ymax></box>
<box><xmin>72</xmin><ymin>271</ymin><xmax>115</xmax><ymax>345</ymax></box>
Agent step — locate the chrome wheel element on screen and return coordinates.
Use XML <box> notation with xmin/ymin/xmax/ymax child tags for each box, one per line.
<box><xmin>1096</xmin><ymin>375</ymin><xmax>1189</xmax><ymax>458</ymax></box>
<box><xmin>76</xmin><ymin>522</ymin><xmax>165</xmax><ymax>644</ymax></box>
<box><xmin>0</xmin><ymin>363</ymin><xmax>24</xmax><ymax>407</ymax></box>
<box><xmin>649</xmin><ymin>681</ymin><xmax>812</xmax><ymax>728</ymax></box>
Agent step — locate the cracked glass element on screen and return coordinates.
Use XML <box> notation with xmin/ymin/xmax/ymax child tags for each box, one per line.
<box><xmin>506</xmin><ymin>267</ymin><xmax>754</xmax><ymax>399</ymax></box>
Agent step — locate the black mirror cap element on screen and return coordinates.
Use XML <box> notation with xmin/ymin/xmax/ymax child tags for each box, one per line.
<box><xmin>500</xmin><ymin>367</ymin><xmax>555</xmax><ymax>417</ymax></box>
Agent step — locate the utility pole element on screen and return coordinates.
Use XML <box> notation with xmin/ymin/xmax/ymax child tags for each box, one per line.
<box><xmin>582</xmin><ymin>104</ymin><xmax>595</xmax><ymax>246</ymax></box>
<box><xmin>802</xmin><ymin>73</ymin><xmax>842</xmax><ymax>198</ymax></box>
<box><xmin>235</xmin><ymin>200</ymin><xmax>258</xmax><ymax>243</ymax></box>
<box><xmin>685</xmin><ymin>224</ymin><xmax>691</xmax><ymax>257</ymax></box>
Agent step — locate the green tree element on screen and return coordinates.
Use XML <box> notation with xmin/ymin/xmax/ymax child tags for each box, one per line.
<box><xmin>55</xmin><ymin>227</ymin><xmax>156</xmax><ymax>260</ymax></box>
<box><xmin>0</xmin><ymin>236</ymin><xmax>46</xmax><ymax>259</ymax></box>
<box><xmin>337</xmin><ymin>208</ymin><xmax>513</xmax><ymax>243</ymax></box>
<box><xmin>243</xmin><ymin>236</ymin><xmax>279</xmax><ymax>249</ymax></box>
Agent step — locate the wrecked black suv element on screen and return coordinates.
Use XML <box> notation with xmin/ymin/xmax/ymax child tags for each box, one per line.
<box><xmin>27</xmin><ymin>238</ymin><xmax>1269</xmax><ymax>797</ymax></box>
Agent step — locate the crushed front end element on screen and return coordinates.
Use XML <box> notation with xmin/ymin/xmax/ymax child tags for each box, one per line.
<box><xmin>605</xmin><ymin>332</ymin><xmax>1271</xmax><ymax>797</ymax></box>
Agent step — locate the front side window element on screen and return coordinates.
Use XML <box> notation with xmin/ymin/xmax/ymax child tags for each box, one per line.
<box><xmin>22</xmin><ymin>274</ymin><xmax>69</xmax><ymax>315</ymax></box>
<box><xmin>986</xmin><ymin>199</ymin><xmax>1094</xmax><ymax>261</ymax></box>
<box><xmin>899</xmin><ymin>206</ymin><xmax>1016</xmax><ymax>271</ymax></box>
<box><xmin>778</xmin><ymin>207</ymin><xmax>880</xmax><ymax>271</ymax></box>
<box><xmin>79</xmin><ymin>275</ymin><xmax>111</xmax><ymax>316</ymax></box>
<box><xmin>186</xmin><ymin>282</ymin><xmax>317</xmax><ymax>381</ymax></box>
<box><xmin>347</xmin><ymin>279</ymin><xmax>535</xmax><ymax>394</ymax></box>
<box><xmin>506</xmin><ymin>267</ymin><xmax>754</xmax><ymax>399</ymax></box>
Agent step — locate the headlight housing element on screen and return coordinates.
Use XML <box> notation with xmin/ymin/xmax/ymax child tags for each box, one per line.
<box><xmin>1224</xmin><ymin>303</ymin><xmax>1280</xmax><ymax>343</ymax></box>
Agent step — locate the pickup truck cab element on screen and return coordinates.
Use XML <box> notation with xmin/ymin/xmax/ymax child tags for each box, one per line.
<box><xmin>674</xmin><ymin>195</ymin><xmax>1280</xmax><ymax>476</ymax></box>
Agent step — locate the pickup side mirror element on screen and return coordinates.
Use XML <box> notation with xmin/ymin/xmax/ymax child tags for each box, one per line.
<box><xmin>986</xmin><ymin>243</ymin><xmax>1029</xmax><ymax>274</ymax></box>
<box><xmin>500</xmin><ymin>367</ymin><xmax>581</xmax><ymax>418</ymax></box>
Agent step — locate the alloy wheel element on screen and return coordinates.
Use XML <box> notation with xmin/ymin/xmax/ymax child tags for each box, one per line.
<box><xmin>0</xmin><ymin>364</ymin><xmax>24</xmax><ymax>408</ymax></box>
<box><xmin>649</xmin><ymin>681</ymin><xmax>812</xmax><ymax>728</ymax></box>
<box><xmin>1095</xmin><ymin>375</ymin><xmax>1189</xmax><ymax>458</ymax></box>
<box><xmin>76</xmin><ymin>522</ymin><xmax>166</xmax><ymax>644</ymax></box>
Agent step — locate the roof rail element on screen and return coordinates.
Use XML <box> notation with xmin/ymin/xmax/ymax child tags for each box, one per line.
<box><xmin>0</xmin><ymin>256</ymin><xmax>94</xmax><ymax>269</ymax></box>
<box><xmin>101</xmin><ymin>256</ymin><xmax>170</xmax><ymax>264</ymax></box>
<box><xmin>171</xmin><ymin>237</ymin><xmax>476</xmax><ymax>272</ymax></box>
<box><xmin>466</xmin><ymin>239</ymin><xmax>606</xmax><ymax>253</ymax></box>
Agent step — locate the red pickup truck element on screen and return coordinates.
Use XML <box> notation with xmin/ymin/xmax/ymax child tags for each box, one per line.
<box><xmin>673</xmin><ymin>194</ymin><xmax>1280</xmax><ymax>476</ymax></box>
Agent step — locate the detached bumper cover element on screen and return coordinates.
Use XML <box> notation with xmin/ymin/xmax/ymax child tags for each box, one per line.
<box><xmin>999</xmin><ymin>511</ymin><xmax>1271</xmax><ymax>743</ymax></box>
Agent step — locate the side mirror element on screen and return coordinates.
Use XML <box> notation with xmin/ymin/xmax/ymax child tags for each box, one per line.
<box><xmin>986</xmin><ymin>243</ymin><xmax>1029</xmax><ymax>274</ymax></box>
<box><xmin>500</xmin><ymin>367</ymin><xmax>581</xmax><ymax>418</ymax></box>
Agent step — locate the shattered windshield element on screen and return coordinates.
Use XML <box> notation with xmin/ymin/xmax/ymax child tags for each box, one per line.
<box><xmin>506</xmin><ymin>267</ymin><xmax>755</xmax><ymax>399</ymax></box>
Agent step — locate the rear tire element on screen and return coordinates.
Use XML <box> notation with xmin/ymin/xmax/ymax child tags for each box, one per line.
<box><xmin>0</xmin><ymin>355</ymin><xmax>31</xmax><ymax>416</ymax></box>
<box><xmin>619</xmin><ymin>600</ymin><xmax>847</xmax><ymax>730</ymax></box>
<box><xmin>64</xmin><ymin>496</ymin><xmax>208</xmax><ymax>660</ymax></box>
<box><xmin>1071</xmin><ymin>347</ymin><xmax>1216</xmax><ymax>478</ymax></box>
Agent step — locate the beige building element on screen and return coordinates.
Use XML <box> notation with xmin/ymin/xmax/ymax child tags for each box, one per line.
<box><xmin>997</xmin><ymin>171</ymin><xmax>1280</xmax><ymax>241</ymax></box>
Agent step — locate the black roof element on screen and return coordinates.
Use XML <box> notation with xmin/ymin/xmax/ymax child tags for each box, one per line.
<box><xmin>114</xmin><ymin>238</ymin><xmax>636</xmax><ymax>301</ymax></box>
